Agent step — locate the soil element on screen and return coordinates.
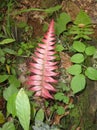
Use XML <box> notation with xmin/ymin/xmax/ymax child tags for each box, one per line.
<box><xmin>14</xmin><ymin>0</ymin><xmax>61</xmax><ymax>37</ymax></box>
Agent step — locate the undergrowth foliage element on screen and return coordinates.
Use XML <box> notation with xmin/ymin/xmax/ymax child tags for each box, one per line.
<box><xmin>1</xmin><ymin>2</ymin><xmax>97</xmax><ymax>129</ymax></box>
<box><xmin>27</xmin><ymin>20</ymin><xmax>58</xmax><ymax>99</ymax></box>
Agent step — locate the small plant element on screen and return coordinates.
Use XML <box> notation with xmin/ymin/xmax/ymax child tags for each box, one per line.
<box><xmin>69</xmin><ymin>10</ymin><xmax>93</xmax><ymax>40</ymax></box>
<box><xmin>17</xmin><ymin>42</ymin><xmax>35</xmax><ymax>56</ymax></box>
<box><xmin>55</xmin><ymin>10</ymin><xmax>97</xmax><ymax>95</ymax></box>
<box><xmin>0</xmin><ymin>39</ymin><xmax>18</xmax><ymax>76</ymax></box>
<box><xmin>67</xmin><ymin>41</ymin><xmax>97</xmax><ymax>94</ymax></box>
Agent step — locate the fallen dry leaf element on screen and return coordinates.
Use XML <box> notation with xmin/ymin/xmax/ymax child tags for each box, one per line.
<box><xmin>59</xmin><ymin>52</ymin><xmax>72</xmax><ymax>70</ymax></box>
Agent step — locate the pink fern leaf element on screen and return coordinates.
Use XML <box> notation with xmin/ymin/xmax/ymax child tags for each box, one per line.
<box><xmin>27</xmin><ymin>20</ymin><xmax>58</xmax><ymax>99</ymax></box>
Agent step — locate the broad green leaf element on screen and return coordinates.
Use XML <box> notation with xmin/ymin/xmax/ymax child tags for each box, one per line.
<box><xmin>55</xmin><ymin>44</ymin><xmax>64</xmax><ymax>52</ymax></box>
<box><xmin>83</xmin><ymin>30</ymin><xmax>93</xmax><ymax>35</ymax></box>
<box><xmin>7</xmin><ymin>93</ymin><xmax>17</xmax><ymax>117</ymax></box>
<box><xmin>54</xmin><ymin>92</ymin><xmax>64</xmax><ymax>101</ymax></box>
<box><xmin>3</xmin><ymin>86</ymin><xmax>18</xmax><ymax>101</ymax></box>
<box><xmin>71</xmin><ymin>74</ymin><xmax>86</xmax><ymax>94</ymax></box>
<box><xmin>8</xmin><ymin>75</ymin><xmax>20</xmax><ymax>88</ymax></box>
<box><xmin>16</xmin><ymin>88</ymin><xmax>30</xmax><ymax>130</ymax></box>
<box><xmin>0</xmin><ymin>57</ymin><xmax>5</xmax><ymax>64</ymax></box>
<box><xmin>3</xmin><ymin>48</ymin><xmax>16</xmax><ymax>55</ymax></box>
<box><xmin>67</xmin><ymin>64</ymin><xmax>82</xmax><ymax>75</ymax></box>
<box><xmin>74</xmin><ymin>10</ymin><xmax>92</xmax><ymax>25</ymax></box>
<box><xmin>55</xmin><ymin>12</ymin><xmax>71</xmax><ymax>35</ymax></box>
<box><xmin>81</xmin><ymin>35</ymin><xmax>91</xmax><ymax>40</ymax></box>
<box><xmin>35</xmin><ymin>108</ymin><xmax>44</xmax><ymax>122</ymax></box>
<box><xmin>2</xmin><ymin>121</ymin><xmax>15</xmax><ymax>130</ymax></box>
<box><xmin>85</xmin><ymin>67</ymin><xmax>97</xmax><ymax>80</ymax></box>
<box><xmin>0</xmin><ymin>111</ymin><xmax>5</xmax><ymax>124</ymax></box>
<box><xmin>57</xmin><ymin>82</ymin><xmax>70</xmax><ymax>91</ymax></box>
<box><xmin>0</xmin><ymin>39</ymin><xmax>15</xmax><ymax>45</ymax></box>
<box><xmin>11</xmin><ymin>68</ymin><xmax>16</xmax><ymax>75</ymax></box>
<box><xmin>56</xmin><ymin>106</ymin><xmax>65</xmax><ymax>115</ymax></box>
<box><xmin>0</xmin><ymin>75</ymin><xmax>9</xmax><ymax>83</ymax></box>
<box><xmin>63</xmin><ymin>96</ymin><xmax>69</xmax><ymax>104</ymax></box>
<box><xmin>85</xmin><ymin>46</ymin><xmax>96</xmax><ymax>56</ymax></box>
<box><xmin>71</xmin><ymin>53</ymin><xmax>84</xmax><ymax>63</ymax></box>
<box><xmin>0</xmin><ymin>48</ymin><xmax>4</xmax><ymax>56</ymax></box>
<box><xmin>17</xmin><ymin>48</ymin><xmax>23</xmax><ymax>55</ymax></box>
<box><xmin>93</xmin><ymin>50</ymin><xmax>97</xmax><ymax>59</ymax></box>
<box><xmin>73</xmin><ymin>41</ymin><xmax>86</xmax><ymax>52</ymax></box>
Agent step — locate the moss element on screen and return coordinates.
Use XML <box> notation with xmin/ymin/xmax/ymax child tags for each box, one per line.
<box><xmin>69</xmin><ymin>87</ymin><xmax>97</xmax><ymax>130</ymax></box>
<box><xmin>60</xmin><ymin>87</ymin><xmax>97</xmax><ymax>130</ymax></box>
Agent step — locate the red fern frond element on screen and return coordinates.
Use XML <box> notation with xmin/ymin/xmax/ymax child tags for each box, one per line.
<box><xmin>27</xmin><ymin>20</ymin><xmax>58</xmax><ymax>99</ymax></box>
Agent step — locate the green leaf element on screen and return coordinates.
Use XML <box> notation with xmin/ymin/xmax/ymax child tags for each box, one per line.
<box><xmin>2</xmin><ymin>121</ymin><xmax>15</xmax><ymax>130</ymax></box>
<box><xmin>7</xmin><ymin>93</ymin><xmax>17</xmax><ymax>117</ymax></box>
<box><xmin>31</xmin><ymin>105</ymin><xmax>36</xmax><ymax>120</ymax></box>
<box><xmin>63</xmin><ymin>96</ymin><xmax>69</xmax><ymax>104</ymax></box>
<box><xmin>8</xmin><ymin>75</ymin><xmax>20</xmax><ymax>88</ymax></box>
<box><xmin>73</xmin><ymin>41</ymin><xmax>86</xmax><ymax>52</ymax></box>
<box><xmin>74</xmin><ymin>10</ymin><xmax>92</xmax><ymax>25</ymax></box>
<box><xmin>0</xmin><ymin>111</ymin><xmax>5</xmax><ymax>124</ymax></box>
<box><xmin>16</xmin><ymin>88</ymin><xmax>30</xmax><ymax>130</ymax></box>
<box><xmin>35</xmin><ymin>108</ymin><xmax>44</xmax><ymax>122</ymax></box>
<box><xmin>17</xmin><ymin>48</ymin><xmax>23</xmax><ymax>56</ymax></box>
<box><xmin>55</xmin><ymin>44</ymin><xmax>64</xmax><ymax>52</ymax></box>
<box><xmin>58</xmin><ymin>82</ymin><xmax>70</xmax><ymax>91</ymax></box>
<box><xmin>0</xmin><ymin>75</ymin><xmax>9</xmax><ymax>83</ymax></box>
<box><xmin>0</xmin><ymin>57</ymin><xmax>5</xmax><ymax>64</ymax></box>
<box><xmin>93</xmin><ymin>50</ymin><xmax>97</xmax><ymax>59</ymax></box>
<box><xmin>45</xmin><ymin>5</ymin><xmax>61</xmax><ymax>13</ymax></box>
<box><xmin>56</xmin><ymin>106</ymin><xmax>65</xmax><ymax>115</ymax></box>
<box><xmin>81</xmin><ymin>35</ymin><xmax>91</xmax><ymax>40</ymax></box>
<box><xmin>85</xmin><ymin>67</ymin><xmax>97</xmax><ymax>80</ymax></box>
<box><xmin>67</xmin><ymin>64</ymin><xmax>82</xmax><ymax>75</ymax></box>
<box><xmin>85</xmin><ymin>46</ymin><xmax>96</xmax><ymax>56</ymax></box>
<box><xmin>57</xmin><ymin>82</ymin><xmax>70</xmax><ymax>91</ymax></box>
<box><xmin>0</xmin><ymin>48</ymin><xmax>4</xmax><ymax>56</ymax></box>
<box><xmin>0</xmin><ymin>39</ymin><xmax>15</xmax><ymax>45</ymax></box>
<box><xmin>0</xmin><ymin>48</ymin><xmax>5</xmax><ymax>63</ymax></box>
<box><xmin>71</xmin><ymin>53</ymin><xmax>84</xmax><ymax>63</ymax></box>
<box><xmin>3</xmin><ymin>48</ymin><xmax>16</xmax><ymax>55</ymax></box>
<box><xmin>54</xmin><ymin>92</ymin><xmax>64</xmax><ymax>101</ymax></box>
<box><xmin>68</xmin><ymin>104</ymin><xmax>74</xmax><ymax>109</ymax></box>
<box><xmin>3</xmin><ymin>86</ymin><xmax>18</xmax><ymax>101</ymax></box>
<box><xmin>15</xmin><ymin>5</ymin><xmax>61</xmax><ymax>15</ymax></box>
<box><xmin>71</xmin><ymin>74</ymin><xmax>86</xmax><ymax>94</ymax></box>
<box><xmin>55</xmin><ymin>12</ymin><xmax>71</xmax><ymax>35</ymax></box>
